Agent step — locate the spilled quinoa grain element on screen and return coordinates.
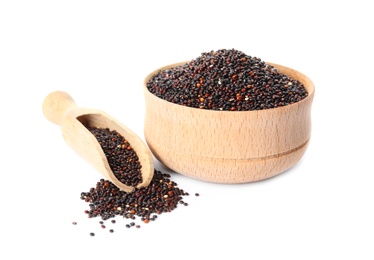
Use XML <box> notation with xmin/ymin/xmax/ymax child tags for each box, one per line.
<box><xmin>80</xmin><ymin>170</ymin><xmax>190</xmax><ymax>223</ymax></box>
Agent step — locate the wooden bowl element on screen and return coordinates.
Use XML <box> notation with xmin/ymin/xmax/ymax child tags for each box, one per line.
<box><xmin>143</xmin><ymin>62</ymin><xmax>315</xmax><ymax>183</ymax></box>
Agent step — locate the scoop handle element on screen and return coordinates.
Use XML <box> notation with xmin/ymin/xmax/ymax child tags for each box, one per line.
<box><xmin>42</xmin><ymin>91</ymin><xmax>77</xmax><ymax>125</ymax></box>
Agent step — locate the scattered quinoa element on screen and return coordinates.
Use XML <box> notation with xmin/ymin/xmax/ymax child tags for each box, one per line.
<box><xmin>80</xmin><ymin>170</ymin><xmax>189</xmax><ymax>222</ymax></box>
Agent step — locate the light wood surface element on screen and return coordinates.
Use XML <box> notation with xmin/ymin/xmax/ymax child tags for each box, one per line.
<box><xmin>42</xmin><ymin>91</ymin><xmax>154</xmax><ymax>192</ymax></box>
<box><xmin>143</xmin><ymin>62</ymin><xmax>315</xmax><ymax>183</ymax></box>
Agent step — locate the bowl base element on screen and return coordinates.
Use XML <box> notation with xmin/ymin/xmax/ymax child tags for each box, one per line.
<box><xmin>148</xmin><ymin>139</ymin><xmax>309</xmax><ymax>184</ymax></box>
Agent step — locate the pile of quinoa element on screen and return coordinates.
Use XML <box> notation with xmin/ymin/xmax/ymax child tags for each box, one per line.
<box><xmin>88</xmin><ymin>127</ymin><xmax>143</xmax><ymax>187</ymax></box>
<box><xmin>76</xmin><ymin>127</ymin><xmax>193</xmax><ymax>234</ymax></box>
<box><xmin>146</xmin><ymin>49</ymin><xmax>308</xmax><ymax>111</ymax></box>
<box><xmin>80</xmin><ymin>170</ymin><xmax>190</xmax><ymax>222</ymax></box>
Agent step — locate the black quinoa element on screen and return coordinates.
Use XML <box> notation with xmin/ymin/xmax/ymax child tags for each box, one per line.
<box><xmin>146</xmin><ymin>49</ymin><xmax>308</xmax><ymax>111</ymax></box>
<box><xmin>80</xmin><ymin>170</ymin><xmax>189</xmax><ymax>222</ymax></box>
<box><xmin>88</xmin><ymin>127</ymin><xmax>142</xmax><ymax>187</ymax></box>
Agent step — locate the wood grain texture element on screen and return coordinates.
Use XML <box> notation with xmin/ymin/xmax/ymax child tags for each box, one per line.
<box><xmin>143</xmin><ymin>62</ymin><xmax>315</xmax><ymax>183</ymax></box>
<box><xmin>43</xmin><ymin>91</ymin><xmax>154</xmax><ymax>192</ymax></box>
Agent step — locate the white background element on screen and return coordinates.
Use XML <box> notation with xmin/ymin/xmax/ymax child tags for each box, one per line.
<box><xmin>1</xmin><ymin>0</ymin><xmax>373</xmax><ymax>259</ymax></box>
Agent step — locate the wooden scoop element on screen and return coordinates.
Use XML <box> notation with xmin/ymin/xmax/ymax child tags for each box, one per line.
<box><xmin>42</xmin><ymin>91</ymin><xmax>154</xmax><ymax>193</ymax></box>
